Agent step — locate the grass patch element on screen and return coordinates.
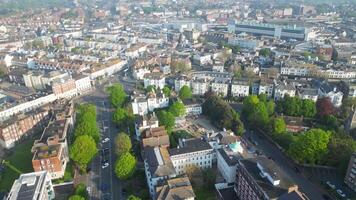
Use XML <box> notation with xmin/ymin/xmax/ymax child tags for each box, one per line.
<box><xmin>53</xmin><ymin>161</ymin><xmax>74</xmax><ymax>184</ymax></box>
<box><xmin>0</xmin><ymin>138</ymin><xmax>35</xmax><ymax>191</ymax></box>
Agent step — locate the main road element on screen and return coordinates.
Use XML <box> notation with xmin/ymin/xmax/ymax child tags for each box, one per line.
<box><xmin>78</xmin><ymin>78</ymin><xmax>123</xmax><ymax>200</ymax></box>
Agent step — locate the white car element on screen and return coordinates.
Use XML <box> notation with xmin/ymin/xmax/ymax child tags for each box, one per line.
<box><xmin>326</xmin><ymin>181</ymin><xmax>336</xmax><ymax>189</ymax></box>
<box><xmin>102</xmin><ymin>138</ymin><xmax>110</xmax><ymax>143</ymax></box>
<box><xmin>337</xmin><ymin>189</ymin><xmax>346</xmax><ymax>198</ymax></box>
<box><xmin>102</xmin><ymin>162</ymin><xmax>109</xmax><ymax>169</ymax></box>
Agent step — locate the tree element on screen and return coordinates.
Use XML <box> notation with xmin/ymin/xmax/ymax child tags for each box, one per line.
<box><xmin>301</xmin><ymin>99</ymin><xmax>317</xmax><ymax>118</ymax></box>
<box><xmin>146</xmin><ymin>85</ymin><xmax>156</xmax><ymax>93</ymax></box>
<box><xmin>107</xmin><ymin>83</ymin><xmax>127</xmax><ymax>108</ymax></box>
<box><xmin>273</xmin><ymin>117</ymin><xmax>286</xmax><ymax>134</ymax></box>
<box><xmin>114</xmin><ymin>152</ymin><xmax>137</xmax><ymax>180</ymax></box>
<box><xmin>68</xmin><ymin>195</ymin><xmax>85</xmax><ymax>200</ymax></box>
<box><xmin>203</xmin><ymin>94</ymin><xmax>244</xmax><ymax>135</ymax></box>
<box><xmin>171</xmin><ymin>60</ymin><xmax>191</xmax><ymax>73</ymax></box>
<box><xmin>157</xmin><ymin>111</ymin><xmax>175</xmax><ymax>132</ymax></box>
<box><xmin>242</xmin><ymin>95</ymin><xmax>270</xmax><ymax>128</ymax></box>
<box><xmin>169</xmin><ymin>101</ymin><xmax>186</xmax><ymax>117</ymax></box>
<box><xmin>127</xmin><ymin>195</ymin><xmax>141</xmax><ymax>200</ymax></box>
<box><xmin>259</xmin><ymin>48</ymin><xmax>271</xmax><ymax>57</ymax></box>
<box><xmin>74</xmin><ymin>104</ymin><xmax>99</xmax><ymax>142</ymax></box>
<box><xmin>115</xmin><ymin>132</ymin><xmax>132</xmax><ymax>156</ymax></box>
<box><xmin>162</xmin><ymin>86</ymin><xmax>171</xmax><ymax>97</ymax></box>
<box><xmin>74</xmin><ymin>183</ymin><xmax>88</xmax><ymax>199</ymax></box>
<box><xmin>112</xmin><ymin>108</ymin><xmax>127</xmax><ymax>124</ymax></box>
<box><xmin>70</xmin><ymin>135</ymin><xmax>98</xmax><ymax>171</ymax></box>
<box><xmin>179</xmin><ymin>85</ymin><xmax>192</xmax><ymax>100</ymax></box>
<box><xmin>287</xmin><ymin>129</ymin><xmax>331</xmax><ymax>164</ymax></box>
<box><xmin>319</xmin><ymin>115</ymin><xmax>339</xmax><ymax>131</ymax></box>
<box><xmin>317</xmin><ymin>97</ymin><xmax>336</xmax><ymax>116</ymax></box>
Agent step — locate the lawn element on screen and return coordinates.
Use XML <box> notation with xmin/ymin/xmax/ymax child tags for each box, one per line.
<box><xmin>0</xmin><ymin>138</ymin><xmax>35</xmax><ymax>192</ymax></box>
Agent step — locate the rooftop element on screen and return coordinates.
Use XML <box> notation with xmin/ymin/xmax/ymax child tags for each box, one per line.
<box><xmin>156</xmin><ymin>176</ymin><xmax>196</xmax><ymax>200</ymax></box>
<box><xmin>169</xmin><ymin>138</ymin><xmax>213</xmax><ymax>156</ymax></box>
<box><xmin>144</xmin><ymin>147</ymin><xmax>176</xmax><ymax>178</ymax></box>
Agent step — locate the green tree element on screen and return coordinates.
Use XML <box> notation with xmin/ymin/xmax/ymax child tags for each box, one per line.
<box><xmin>260</xmin><ymin>48</ymin><xmax>271</xmax><ymax>57</ymax></box>
<box><xmin>287</xmin><ymin>129</ymin><xmax>331</xmax><ymax>164</ymax></box>
<box><xmin>107</xmin><ymin>83</ymin><xmax>127</xmax><ymax>108</ymax></box>
<box><xmin>162</xmin><ymin>86</ymin><xmax>171</xmax><ymax>97</ymax></box>
<box><xmin>115</xmin><ymin>132</ymin><xmax>132</xmax><ymax>156</ymax></box>
<box><xmin>114</xmin><ymin>152</ymin><xmax>137</xmax><ymax>180</ymax></box>
<box><xmin>146</xmin><ymin>85</ymin><xmax>156</xmax><ymax>93</ymax></box>
<box><xmin>273</xmin><ymin>117</ymin><xmax>286</xmax><ymax>134</ymax></box>
<box><xmin>75</xmin><ymin>104</ymin><xmax>99</xmax><ymax>142</ymax></box>
<box><xmin>127</xmin><ymin>195</ymin><xmax>141</xmax><ymax>200</ymax></box>
<box><xmin>112</xmin><ymin>108</ymin><xmax>127</xmax><ymax>124</ymax></box>
<box><xmin>169</xmin><ymin>101</ymin><xmax>186</xmax><ymax>117</ymax></box>
<box><xmin>242</xmin><ymin>95</ymin><xmax>270</xmax><ymax>128</ymax></box>
<box><xmin>301</xmin><ymin>99</ymin><xmax>317</xmax><ymax>118</ymax></box>
<box><xmin>179</xmin><ymin>85</ymin><xmax>192</xmax><ymax>100</ymax></box>
<box><xmin>70</xmin><ymin>135</ymin><xmax>98</xmax><ymax>171</ymax></box>
<box><xmin>157</xmin><ymin>111</ymin><xmax>175</xmax><ymax>132</ymax></box>
<box><xmin>68</xmin><ymin>195</ymin><xmax>85</xmax><ymax>200</ymax></box>
<box><xmin>74</xmin><ymin>183</ymin><xmax>88</xmax><ymax>199</ymax></box>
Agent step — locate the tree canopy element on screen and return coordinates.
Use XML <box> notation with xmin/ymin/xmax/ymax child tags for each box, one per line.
<box><xmin>287</xmin><ymin>129</ymin><xmax>331</xmax><ymax>164</ymax></box>
<box><xmin>203</xmin><ymin>94</ymin><xmax>244</xmax><ymax>135</ymax></box>
<box><xmin>276</xmin><ymin>96</ymin><xmax>316</xmax><ymax>118</ymax></box>
<box><xmin>273</xmin><ymin>117</ymin><xmax>286</xmax><ymax>134</ymax></box>
<box><xmin>157</xmin><ymin>111</ymin><xmax>175</xmax><ymax>132</ymax></box>
<box><xmin>68</xmin><ymin>195</ymin><xmax>85</xmax><ymax>200</ymax></box>
<box><xmin>179</xmin><ymin>85</ymin><xmax>192</xmax><ymax>100</ymax></box>
<box><xmin>242</xmin><ymin>95</ymin><xmax>274</xmax><ymax>129</ymax></box>
<box><xmin>114</xmin><ymin>152</ymin><xmax>137</xmax><ymax>180</ymax></box>
<box><xmin>316</xmin><ymin>97</ymin><xmax>336</xmax><ymax>116</ymax></box>
<box><xmin>107</xmin><ymin>83</ymin><xmax>127</xmax><ymax>108</ymax></box>
<box><xmin>169</xmin><ymin>101</ymin><xmax>186</xmax><ymax>117</ymax></box>
<box><xmin>115</xmin><ymin>132</ymin><xmax>132</xmax><ymax>156</ymax></box>
<box><xmin>127</xmin><ymin>195</ymin><xmax>142</xmax><ymax>200</ymax></box>
<box><xmin>70</xmin><ymin>135</ymin><xmax>98</xmax><ymax>171</ymax></box>
<box><xmin>74</xmin><ymin>104</ymin><xmax>99</xmax><ymax>142</ymax></box>
<box><xmin>162</xmin><ymin>86</ymin><xmax>171</xmax><ymax>97</ymax></box>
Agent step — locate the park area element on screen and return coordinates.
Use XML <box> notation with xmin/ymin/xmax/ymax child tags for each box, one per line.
<box><xmin>0</xmin><ymin>138</ymin><xmax>35</xmax><ymax>191</ymax></box>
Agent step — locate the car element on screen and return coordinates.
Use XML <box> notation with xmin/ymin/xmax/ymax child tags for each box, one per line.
<box><xmin>336</xmin><ymin>189</ymin><xmax>346</xmax><ymax>198</ymax></box>
<box><xmin>326</xmin><ymin>181</ymin><xmax>336</xmax><ymax>190</ymax></box>
<box><xmin>102</xmin><ymin>138</ymin><xmax>110</xmax><ymax>143</ymax></box>
<box><xmin>294</xmin><ymin>166</ymin><xmax>301</xmax><ymax>174</ymax></box>
<box><xmin>102</xmin><ymin>162</ymin><xmax>109</xmax><ymax>169</ymax></box>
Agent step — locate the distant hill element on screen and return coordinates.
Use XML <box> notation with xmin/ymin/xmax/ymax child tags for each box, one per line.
<box><xmin>0</xmin><ymin>0</ymin><xmax>72</xmax><ymax>10</ymax></box>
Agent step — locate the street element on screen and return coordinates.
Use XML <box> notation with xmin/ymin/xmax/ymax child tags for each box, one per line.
<box><xmin>78</xmin><ymin>79</ymin><xmax>122</xmax><ymax>200</ymax></box>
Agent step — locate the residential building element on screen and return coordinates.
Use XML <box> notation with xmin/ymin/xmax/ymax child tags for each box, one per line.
<box><xmin>144</xmin><ymin>72</ymin><xmax>166</xmax><ymax>89</ymax></box>
<box><xmin>169</xmin><ymin>138</ymin><xmax>215</xmax><ymax>175</ymax></box>
<box><xmin>74</xmin><ymin>75</ymin><xmax>92</xmax><ymax>94</ymax></box>
<box><xmin>144</xmin><ymin>147</ymin><xmax>177</xmax><ymax>197</ymax></box>
<box><xmin>0</xmin><ymin>109</ymin><xmax>50</xmax><ymax>149</ymax></box>
<box><xmin>316</xmin><ymin>81</ymin><xmax>343</xmax><ymax>107</ymax></box>
<box><xmin>231</xmin><ymin>79</ymin><xmax>250</xmax><ymax>97</ymax></box>
<box><xmin>31</xmin><ymin>101</ymin><xmax>74</xmax><ymax>180</ymax></box>
<box><xmin>51</xmin><ymin>76</ymin><xmax>77</xmax><ymax>99</ymax></box>
<box><xmin>235</xmin><ymin>157</ymin><xmax>307</xmax><ymax>199</ymax></box>
<box><xmin>6</xmin><ymin>171</ymin><xmax>55</xmax><ymax>200</ymax></box>
<box><xmin>274</xmin><ymin>84</ymin><xmax>296</xmax><ymax>101</ymax></box>
<box><xmin>191</xmin><ymin>78</ymin><xmax>209</xmax><ymax>96</ymax></box>
<box><xmin>156</xmin><ymin>176</ymin><xmax>196</xmax><ymax>200</ymax></box>
<box><xmin>175</xmin><ymin>76</ymin><xmax>191</xmax><ymax>92</ymax></box>
<box><xmin>283</xmin><ymin>116</ymin><xmax>310</xmax><ymax>133</ymax></box>
<box><xmin>134</xmin><ymin>113</ymin><xmax>159</xmax><ymax>140</ymax></box>
<box><xmin>183</xmin><ymin>99</ymin><xmax>203</xmax><ymax>116</ymax></box>
<box><xmin>133</xmin><ymin>67</ymin><xmax>150</xmax><ymax>80</ymax></box>
<box><xmin>252</xmin><ymin>79</ymin><xmax>274</xmax><ymax>98</ymax></box>
<box><xmin>142</xmin><ymin>126</ymin><xmax>170</xmax><ymax>148</ymax></box>
<box><xmin>131</xmin><ymin>92</ymin><xmax>169</xmax><ymax>116</ymax></box>
<box><xmin>23</xmin><ymin>70</ymin><xmax>68</xmax><ymax>90</ymax></box>
<box><xmin>211</xmin><ymin>79</ymin><xmax>229</xmax><ymax>97</ymax></box>
<box><xmin>345</xmin><ymin>153</ymin><xmax>356</xmax><ymax>192</ymax></box>
<box><xmin>298</xmin><ymin>88</ymin><xmax>318</xmax><ymax>102</ymax></box>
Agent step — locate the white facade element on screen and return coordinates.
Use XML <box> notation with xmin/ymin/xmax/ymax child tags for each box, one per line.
<box><xmin>0</xmin><ymin>94</ymin><xmax>57</xmax><ymax>122</ymax></box>
<box><xmin>75</xmin><ymin>75</ymin><xmax>92</xmax><ymax>94</ymax></box>
<box><xmin>132</xmin><ymin>98</ymin><xmax>149</xmax><ymax>116</ymax></box>
<box><xmin>319</xmin><ymin>90</ymin><xmax>343</xmax><ymax>107</ymax></box>
<box><xmin>133</xmin><ymin>67</ymin><xmax>150</xmax><ymax>80</ymax></box>
<box><xmin>171</xmin><ymin>149</ymin><xmax>214</xmax><ymax>175</ymax></box>
<box><xmin>185</xmin><ymin>104</ymin><xmax>202</xmax><ymax>116</ymax></box>
<box><xmin>143</xmin><ymin>73</ymin><xmax>166</xmax><ymax>89</ymax></box>
<box><xmin>274</xmin><ymin>85</ymin><xmax>296</xmax><ymax>101</ymax></box>
<box><xmin>191</xmin><ymin>80</ymin><xmax>209</xmax><ymax>96</ymax></box>
<box><xmin>174</xmin><ymin>78</ymin><xmax>190</xmax><ymax>92</ymax></box>
<box><xmin>90</xmin><ymin>60</ymin><xmax>127</xmax><ymax>79</ymax></box>
<box><xmin>211</xmin><ymin>82</ymin><xmax>229</xmax><ymax>97</ymax></box>
<box><xmin>132</xmin><ymin>94</ymin><xmax>169</xmax><ymax>116</ymax></box>
<box><xmin>231</xmin><ymin>82</ymin><xmax>250</xmax><ymax>97</ymax></box>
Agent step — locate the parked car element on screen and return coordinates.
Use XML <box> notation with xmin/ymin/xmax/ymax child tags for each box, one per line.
<box><xmin>336</xmin><ymin>189</ymin><xmax>346</xmax><ymax>198</ymax></box>
<box><xmin>102</xmin><ymin>162</ymin><xmax>109</xmax><ymax>169</ymax></box>
<box><xmin>326</xmin><ymin>181</ymin><xmax>336</xmax><ymax>190</ymax></box>
<box><xmin>102</xmin><ymin>137</ymin><xmax>110</xmax><ymax>143</ymax></box>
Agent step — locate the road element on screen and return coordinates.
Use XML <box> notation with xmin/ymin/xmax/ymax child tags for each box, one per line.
<box><xmin>79</xmin><ymin>80</ymin><xmax>122</xmax><ymax>200</ymax></box>
<box><xmin>243</xmin><ymin>130</ymin><xmax>325</xmax><ymax>200</ymax></box>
